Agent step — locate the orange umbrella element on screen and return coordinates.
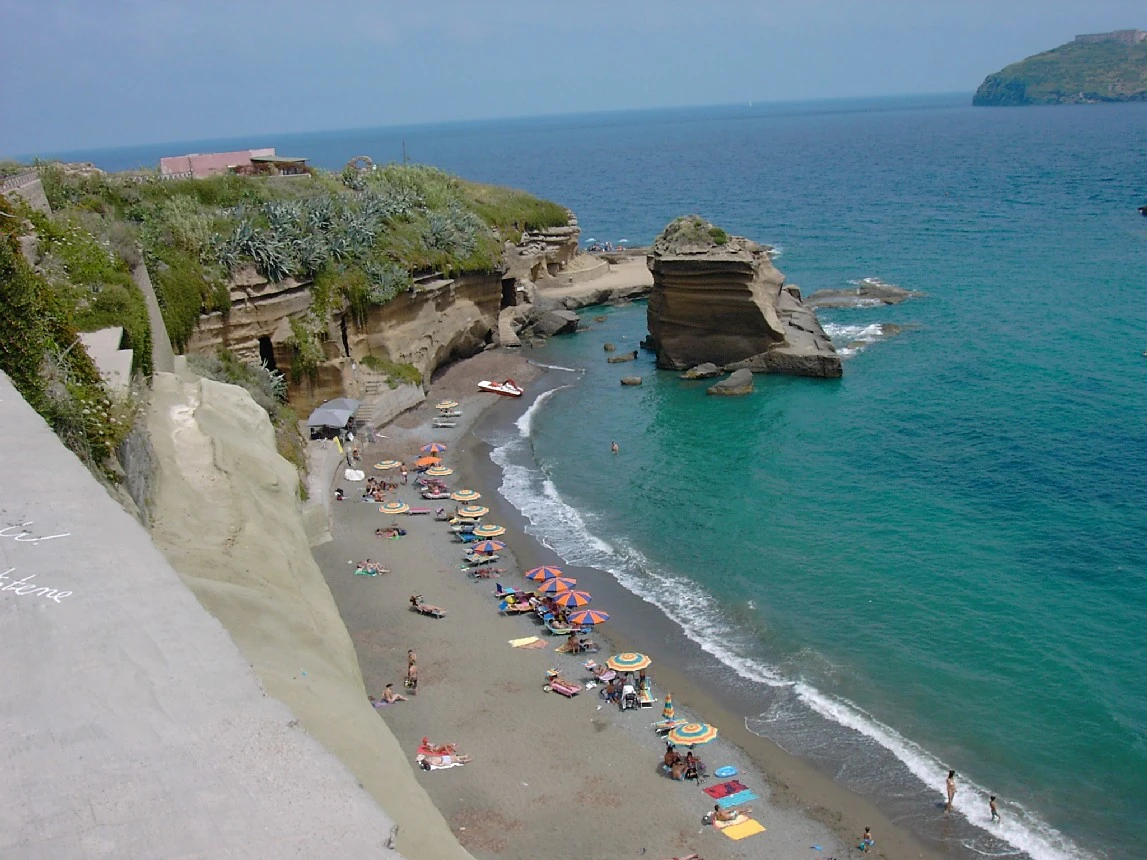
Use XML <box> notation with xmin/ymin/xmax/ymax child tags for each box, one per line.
<box><xmin>415</xmin><ymin>456</ymin><xmax>441</xmax><ymax>467</ymax></box>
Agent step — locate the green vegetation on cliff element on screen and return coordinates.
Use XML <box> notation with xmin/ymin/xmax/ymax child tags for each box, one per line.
<box><xmin>36</xmin><ymin>163</ymin><xmax>569</xmax><ymax>351</ymax></box>
<box><xmin>974</xmin><ymin>38</ymin><xmax>1147</xmax><ymax>105</ymax></box>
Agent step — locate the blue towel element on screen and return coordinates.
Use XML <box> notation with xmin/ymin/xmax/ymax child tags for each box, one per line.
<box><xmin>716</xmin><ymin>790</ymin><xmax>759</xmax><ymax>809</ymax></box>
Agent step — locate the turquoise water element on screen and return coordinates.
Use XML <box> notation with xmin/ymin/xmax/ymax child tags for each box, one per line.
<box><xmin>72</xmin><ymin>96</ymin><xmax>1147</xmax><ymax>858</ymax></box>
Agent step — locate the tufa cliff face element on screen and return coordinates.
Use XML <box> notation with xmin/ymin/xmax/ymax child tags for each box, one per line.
<box><xmin>646</xmin><ymin>217</ymin><xmax>841</xmax><ymax>378</ymax></box>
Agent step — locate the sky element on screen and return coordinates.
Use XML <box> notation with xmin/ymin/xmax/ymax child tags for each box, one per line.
<box><xmin>1</xmin><ymin>0</ymin><xmax>1144</xmax><ymax>156</ymax></box>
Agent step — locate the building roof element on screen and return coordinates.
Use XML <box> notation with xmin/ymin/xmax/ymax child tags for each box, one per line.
<box><xmin>159</xmin><ymin>148</ymin><xmax>277</xmax><ymax>178</ymax></box>
<box><xmin>250</xmin><ymin>155</ymin><xmax>308</xmax><ymax>163</ymax></box>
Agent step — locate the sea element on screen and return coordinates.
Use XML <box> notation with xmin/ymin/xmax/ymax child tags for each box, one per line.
<box><xmin>52</xmin><ymin>93</ymin><xmax>1147</xmax><ymax>860</ymax></box>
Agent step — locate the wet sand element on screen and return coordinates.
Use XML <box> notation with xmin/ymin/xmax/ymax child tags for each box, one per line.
<box><xmin>312</xmin><ymin>349</ymin><xmax>938</xmax><ymax>860</ymax></box>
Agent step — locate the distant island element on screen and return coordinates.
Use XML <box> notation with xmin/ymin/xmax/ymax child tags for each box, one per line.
<box><xmin>974</xmin><ymin>29</ymin><xmax>1147</xmax><ymax>106</ymax></box>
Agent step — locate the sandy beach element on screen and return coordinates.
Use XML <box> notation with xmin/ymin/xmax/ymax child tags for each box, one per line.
<box><xmin>312</xmin><ymin>349</ymin><xmax>936</xmax><ymax>860</ymax></box>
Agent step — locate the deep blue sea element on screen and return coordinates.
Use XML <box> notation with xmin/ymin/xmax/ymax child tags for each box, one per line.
<box><xmin>63</xmin><ymin>95</ymin><xmax>1147</xmax><ymax>860</ymax></box>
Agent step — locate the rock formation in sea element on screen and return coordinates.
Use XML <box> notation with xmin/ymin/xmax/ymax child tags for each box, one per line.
<box><xmin>645</xmin><ymin>216</ymin><xmax>841</xmax><ymax>378</ymax></box>
<box><xmin>707</xmin><ymin>368</ymin><xmax>754</xmax><ymax>395</ymax></box>
<box><xmin>805</xmin><ymin>277</ymin><xmax>922</xmax><ymax>309</ymax></box>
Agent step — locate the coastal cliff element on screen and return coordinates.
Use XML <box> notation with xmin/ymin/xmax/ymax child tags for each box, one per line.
<box><xmin>646</xmin><ymin>216</ymin><xmax>841</xmax><ymax>377</ymax></box>
<box><xmin>146</xmin><ymin>373</ymin><xmax>474</xmax><ymax>860</ymax></box>
<box><xmin>974</xmin><ymin>32</ymin><xmax>1147</xmax><ymax>105</ymax></box>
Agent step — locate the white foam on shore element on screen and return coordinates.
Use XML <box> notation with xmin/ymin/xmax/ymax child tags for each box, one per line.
<box><xmin>527</xmin><ymin>360</ymin><xmax>583</xmax><ymax>373</ymax></box>
<box><xmin>488</xmin><ymin>389</ymin><xmax>1092</xmax><ymax>860</ymax></box>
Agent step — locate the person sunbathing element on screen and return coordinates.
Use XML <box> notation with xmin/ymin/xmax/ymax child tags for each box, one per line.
<box><xmin>422</xmin><ymin>753</ymin><xmax>472</xmax><ymax>766</ymax></box>
<box><xmin>663</xmin><ymin>744</ymin><xmax>680</xmax><ymax>769</ymax></box>
<box><xmin>419</xmin><ymin>737</ymin><xmax>456</xmax><ymax>755</ymax></box>
<box><xmin>712</xmin><ymin>804</ymin><xmax>751</xmax><ymax>822</ymax></box>
<box><xmin>381</xmin><ymin>683</ymin><xmax>407</xmax><ymax>703</ymax></box>
<box><xmin>670</xmin><ymin>760</ymin><xmax>687</xmax><ymax>780</ymax></box>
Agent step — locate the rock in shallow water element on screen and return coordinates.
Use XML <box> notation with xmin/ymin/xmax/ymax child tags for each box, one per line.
<box><xmin>680</xmin><ymin>362</ymin><xmax>721</xmax><ymax>379</ymax></box>
<box><xmin>533</xmin><ymin>310</ymin><xmax>580</xmax><ymax>337</ymax></box>
<box><xmin>706</xmin><ymin>368</ymin><xmax>754</xmax><ymax>396</ymax></box>
<box><xmin>620</xmin><ymin>376</ymin><xmax>643</xmax><ymax>386</ymax></box>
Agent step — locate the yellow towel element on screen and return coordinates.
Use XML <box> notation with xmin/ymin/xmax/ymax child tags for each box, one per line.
<box><xmin>721</xmin><ymin>818</ymin><xmax>765</xmax><ymax>840</ymax></box>
<box><xmin>509</xmin><ymin>636</ymin><xmax>542</xmax><ymax>648</ymax></box>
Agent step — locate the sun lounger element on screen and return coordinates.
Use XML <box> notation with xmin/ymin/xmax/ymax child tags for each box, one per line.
<box><xmin>495</xmin><ymin>583</ymin><xmax>528</xmax><ymax>598</ymax></box>
<box><xmin>651</xmin><ymin>718</ymin><xmax>689</xmax><ymax>735</ymax></box>
<box><xmin>638</xmin><ymin>689</ymin><xmax>657</xmax><ymax>708</ymax></box>
<box><xmin>498</xmin><ymin>600</ymin><xmax>536</xmax><ymax>615</ymax></box>
<box><xmin>409</xmin><ymin>594</ymin><xmax>446</xmax><ymax>618</ymax></box>
<box><xmin>544</xmin><ymin>676</ymin><xmax>581</xmax><ymax>697</ymax></box>
<box><xmin>437</xmin><ymin>410</ymin><xmax>462</xmax><ymax>418</ymax></box>
<box><xmin>408</xmin><ymin>507</ymin><xmax>431</xmax><ymax>515</ymax></box>
<box><xmin>463</xmin><ymin>553</ymin><xmax>500</xmax><ymax>565</ymax></box>
<box><xmin>432</xmin><ymin>421</ymin><xmax>457</xmax><ymax>429</ymax></box>
<box><xmin>544</xmin><ymin>619</ymin><xmax>576</xmax><ymax>636</ymax></box>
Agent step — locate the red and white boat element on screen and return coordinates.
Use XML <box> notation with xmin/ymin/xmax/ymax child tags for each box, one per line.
<box><xmin>478</xmin><ymin>378</ymin><xmax>523</xmax><ymax>397</ymax></box>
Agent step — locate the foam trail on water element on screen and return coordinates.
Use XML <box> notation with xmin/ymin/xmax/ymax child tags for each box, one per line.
<box><xmin>527</xmin><ymin>360</ymin><xmax>583</xmax><ymax>373</ymax></box>
<box><xmin>488</xmin><ymin>389</ymin><xmax>1092</xmax><ymax>860</ymax></box>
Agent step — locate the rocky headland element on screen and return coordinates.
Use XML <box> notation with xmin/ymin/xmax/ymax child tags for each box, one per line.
<box><xmin>645</xmin><ymin>216</ymin><xmax>842</xmax><ymax>378</ymax></box>
<box><xmin>974</xmin><ymin>31</ymin><xmax>1147</xmax><ymax>105</ymax></box>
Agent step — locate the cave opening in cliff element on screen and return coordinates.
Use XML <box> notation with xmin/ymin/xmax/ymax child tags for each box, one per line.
<box><xmin>258</xmin><ymin>336</ymin><xmax>277</xmax><ymax>372</ymax></box>
<box><xmin>500</xmin><ymin>278</ymin><xmax>516</xmax><ymax>309</ymax></box>
<box><xmin>339</xmin><ymin>317</ymin><xmax>351</xmax><ymax>356</ymax></box>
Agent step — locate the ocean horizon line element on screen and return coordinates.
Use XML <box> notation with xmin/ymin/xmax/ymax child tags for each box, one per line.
<box><xmin>9</xmin><ymin>91</ymin><xmax>973</xmax><ymax>168</ymax></box>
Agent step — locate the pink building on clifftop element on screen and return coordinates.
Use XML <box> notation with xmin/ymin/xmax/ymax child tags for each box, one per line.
<box><xmin>159</xmin><ymin>148</ymin><xmax>311</xmax><ymax>179</ymax></box>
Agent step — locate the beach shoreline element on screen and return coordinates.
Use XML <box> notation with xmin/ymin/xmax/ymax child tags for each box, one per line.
<box><xmin>312</xmin><ymin>348</ymin><xmax>939</xmax><ymax>860</ymax></box>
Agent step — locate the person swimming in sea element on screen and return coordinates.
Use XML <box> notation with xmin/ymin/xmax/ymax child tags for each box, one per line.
<box><xmin>610</xmin><ymin>441</ymin><xmax>619</xmax><ymax>454</ymax></box>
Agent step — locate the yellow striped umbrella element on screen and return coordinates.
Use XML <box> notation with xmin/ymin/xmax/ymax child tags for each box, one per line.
<box><xmin>379</xmin><ymin>501</ymin><xmax>409</xmax><ymax>516</ymax></box>
<box><xmin>457</xmin><ymin>505</ymin><xmax>489</xmax><ymax>519</ymax></box>
<box><xmin>450</xmin><ymin>489</ymin><xmax>482</xmax><ymax>502</ymax></box>
<box><xmin>606</xmin><ymin>652</ymin><xmax>652</xmax><ymax>672</ymax></box>
<box><xmin>374</xmin><ymin>460</ymin><xmax>402</xmax><ymax>470</ymax></box>
<box><xmin>472</xmin><ymin>523</ymin><xmax>505</xmax><ymax>538</ymax></box>
<box><xmin>425</xmin><ymin>465</ymin><xmax>454</xmax><ymax>477</ymax></box>
<box><xmin>667</xmin><ymin>722</ymin><xmax>719</xmax><ymax>746</ymax></box>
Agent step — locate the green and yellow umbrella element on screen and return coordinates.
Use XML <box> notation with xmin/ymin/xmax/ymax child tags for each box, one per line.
<box><xmin>457</xmin><ymin>504</ymin><xmax>489</xmax><ymax>519</ymax></box>
<box><xmin>374</xmin><ymin>460</ymin><xmax>402</xmax><ymax>470</ymax></box>
<box><xmin>667</xmin><ymin>722</ymin><xmax>718</xmax><ymax>746</ymax></box>
<box><xmin>450</xmin><ymin>489</ymin><xmax>482</xmax><ymax>502</ymax></box>
<box><xmin>661</xmin><ymin>693</ymin><xmax>674</xmax><ymax>721</ymax></box>
<box><xmin>472</xmin><ymin>523</ymin><xmax>505</xmax><ymax>538</ymax></box>
<box><xmin>425</xmin><ymin>465</ymin><xmax>454</xmax><ymax>477</ymax></box>
<box><xmin>606</xmin><ymin>652</ymin><xmax>652</xmax><ymax>672</ymax></box>
<box><xmin>379</xmin><ymin>501</ymin><xmax>409</xmax><ymax>516</ymax></box>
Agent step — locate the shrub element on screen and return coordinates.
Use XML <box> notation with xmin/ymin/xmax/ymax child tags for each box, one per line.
<box><xmin>360</xmin><ymin>354</ymin><xmax>422</xmax><ymax>388</ymax></box>
<box><xmin>286</xmin><ymin>314</ymin><xmax>325</xmax><ymax>383</ymax></box>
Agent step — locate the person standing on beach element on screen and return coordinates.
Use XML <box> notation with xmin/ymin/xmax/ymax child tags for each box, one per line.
<box><xmin>400</xmin><ymin>465</ymin><xmax>408</xmax><ymax>485</ymax></box>
<box><xmin>990</xmin><ymin>795</ymin><xmax>1000</xmax><ymax>823</ymax></box>
<box><xmin>946</xmin><ymin>769</ymin><xmax>957</xmax><ymax>813</ymax></box>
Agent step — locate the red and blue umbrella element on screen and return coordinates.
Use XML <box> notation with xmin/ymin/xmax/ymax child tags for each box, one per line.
<box><xmin>525</xmin><ymin>565</ymin><xmax>563</xmax><ymax>582</ymax></box>
<box><xmin>568</xmin><ymin>608</ymin><xmax>610</xmax><ymax>626</ymax></box>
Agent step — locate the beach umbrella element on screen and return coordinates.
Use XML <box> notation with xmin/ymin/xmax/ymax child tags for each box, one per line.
<box><xmin>472</xmin><ymin>523</ymin><xmax>505</xmax><ymax>538</ymax></box>
<box><xmin>524</xmin><ymin>565</ymin><xmax>563</xmax><ymax>582</ymax></box>
<box><xmin>421</xmin><ymin>442</ymin><xmax>448</xmax><ymax>454</ymax></box>
<box><xmin>425</xmin><ymin>465</ymin><xmax>453</xmax><ymax>477</ymax></box>
<box><xmin>435</xmin><ymin>400</ymin><xmax>459</xmax><ymax>410</ymax></box>
<box><xmin>457</xmin><ymin>504</ymin><xmax>489</xmax><ymax>519</ymax></box>
<box><xmin>568</xmin><ymin>608</ymin><xmax>610</xmax><ymax>626</ymax></box>
<box><xmin>415</xmin><ymin>455</ymin><xmax>440</xmax><ymax>467</ymax></box>
<box><xmin>536</xmin><ymin>576</ymin><xmax>576</xmax><ymax>594</ymax></box>
<box><xmin>471</xmin><ymin>539</ymin><xmax>505</xmax><ymax>554</ymax></box>
<box><xmin>606</xmin><ymin>652</ymin><xmax>652</xmax><ymax>672</ymax></box>
<box><xmin>552</xmin><ymin>589</ymin><xmax>592</xmax><ymax>608</ymax></box>
<box><xmin>379</xmin><ymin>501</ymin><xmax>409</xmax><ymax>516</ymax></box>
<box><xmin>661</xmin><ymin>693</ymin><xmax>674</xmax><ymax>721</ymax></box>
<box><xmin>450</xmin><ymin>489</ymin><xmax>482</xmax><ymax>502</ymax></box>
<box><xmin>374</xmin><ymin>460</ymin><xmax>402</xmax><ymax>470</ymax></box>
<box><xmin>667</xmin><ymin>722</ymin><xmax>719</xmax><ymax>746</ymax></box>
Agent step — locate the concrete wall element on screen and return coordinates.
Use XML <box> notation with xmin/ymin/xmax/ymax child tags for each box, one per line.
<box><xmin>0</xmin><ymin>370</ymin><xmax>406</xmax><ymax>859</ymax></box>
<box><xmin>1</xmin><ymin>174</ymin><xmax>51</xmax><ymax>214</ymax></box>
<box><xmin>1075</xmin><ymin>29</ymin><xmax>1147</xmax><ymax>44</ymax></box>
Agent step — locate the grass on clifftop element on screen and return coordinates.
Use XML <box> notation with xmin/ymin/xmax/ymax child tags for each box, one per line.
<box><xmin>33</xmin><ymin>162</ymin><xmax>570</xmax><ymax>352</ymax></box>
<box><xmin>654</xmin><ymin>215</ymin><xmax>730</xmax><ymax>252</ymax></box>
<box><xmin>974</xmin><ymin>39</ymin><xmax>1147</xmax><ymax>105</ymax></box>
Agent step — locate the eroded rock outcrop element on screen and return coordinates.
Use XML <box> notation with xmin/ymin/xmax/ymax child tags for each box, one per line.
<box><xmin>646</xmin><ymin>217</ymin><xmax>841</xmax><ymax>378</ymax></box>
<box><xmin>707</xmin><ymin>368</ymin><xmax>754</xmax><ymax>396</ymax></box>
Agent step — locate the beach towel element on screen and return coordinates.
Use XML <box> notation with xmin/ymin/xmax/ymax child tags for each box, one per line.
<box><xmin>509</xmin><ymin>636</ymin><xmax>543</xmax><ymax>648</ymax></box>
<box><xmin>704</xmin><ymin>780</ymin><xmax>749</xmax><ymax>799</ymax></box>
<box><xmin>720</xmin><ymin>818</ymin><xmax>765</xmax><ymax>840</ymax></box>
<box><xmin>344</xmin><ymin>468</ymin><xmax>365</xmax><ymax>481</ymax></box>
<box><xmin>716</xmin><ymin>790</ymin><xmax>759</xmax><ymax>809</ymax></box>
<box><xmin>354</xmin><ymin>568</ymin><xmax>380</xmax><ymax>577</ymax></box>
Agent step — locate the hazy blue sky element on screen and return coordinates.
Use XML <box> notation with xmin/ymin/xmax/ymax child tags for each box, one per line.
<box><xmin>2</xmin><ymin>0</ymin><xmax>1143</xmax><ymax>155</ymax></box>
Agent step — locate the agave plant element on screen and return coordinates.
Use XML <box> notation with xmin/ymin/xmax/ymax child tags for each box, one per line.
<box><xmin>264</xmin><ymin>200</ymin><xmax>302</xmax><ymax>232</ymax></box>
<box><xmin>304</xmin><ymin>198</ymin><xmax>336</xmax><ymax>232</ymax></box>
<box><xmin>363</xmin><ymin>260</ymin><xmax>413</xmax><ymax>304</ymax></box>
<box><xmin>293</xmin><ymin>233</ymin><xmax>329</xmax><ymax>277</ymax></box>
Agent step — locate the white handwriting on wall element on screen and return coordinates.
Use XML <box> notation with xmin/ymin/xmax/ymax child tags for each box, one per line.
<box><xmin>0</xmin><ymin>568</ymin><xmax>72</xmax><ymax>603</ymax></box>
<box><xmin>0</xmin><ymin>522</ymin><xmax>72</xmax><ymax>544</ymax></box>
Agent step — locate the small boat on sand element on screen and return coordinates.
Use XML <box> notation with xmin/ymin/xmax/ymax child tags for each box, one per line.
<box><xmin>478</xmin><ymin>379</ymin><xmax>523</xmax><ymax>397</ymax></box>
